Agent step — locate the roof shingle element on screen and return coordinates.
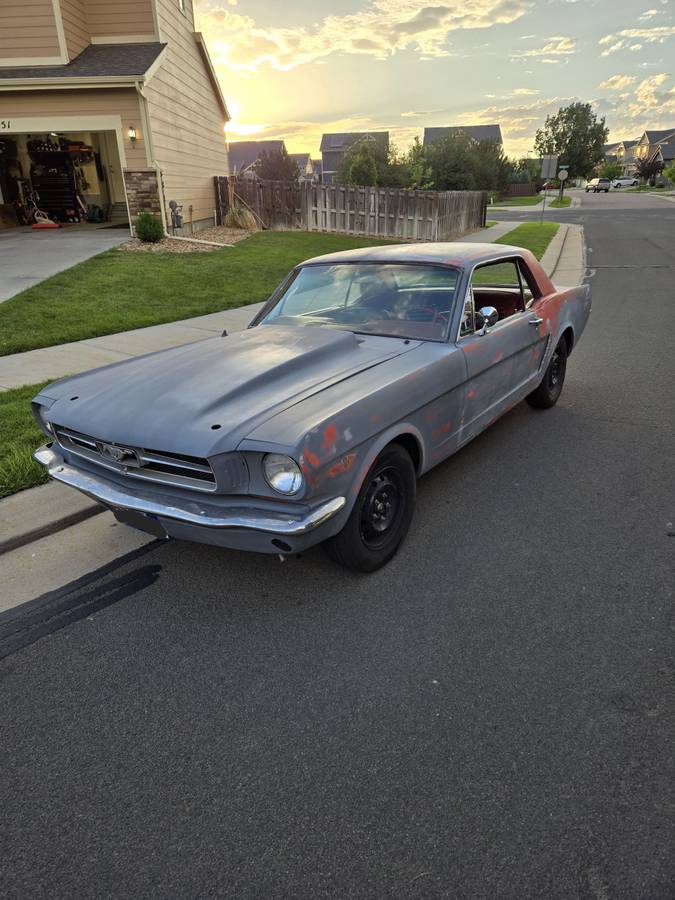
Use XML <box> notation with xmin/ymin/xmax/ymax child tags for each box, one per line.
<box><xmin>0</xmin><ymin>43</ymin><xmax>166</xmax><ymax>81</ymax></box>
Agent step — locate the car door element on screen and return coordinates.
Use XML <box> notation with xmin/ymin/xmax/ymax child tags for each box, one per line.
<box><xmin>458</xmin><ymin>257</ymin><xmax>549</xmax><ymax>440</ymax></box>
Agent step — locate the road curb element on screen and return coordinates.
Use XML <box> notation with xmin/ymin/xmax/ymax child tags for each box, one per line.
<box><xmin>540</xmin><ymin>223</ymin><xmax>569</xmax><ymax>278</ymax></box>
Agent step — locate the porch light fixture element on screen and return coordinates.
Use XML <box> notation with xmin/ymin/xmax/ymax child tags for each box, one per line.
<box><xmin>128</xmin><ymin>125</ymin><xmax>137</xmax><ymax>145</ymax></box>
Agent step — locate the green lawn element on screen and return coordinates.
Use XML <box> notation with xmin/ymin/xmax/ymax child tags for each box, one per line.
<box><xmin>0</xmin><ymin>231</ymin><xmax>396</xmax><ymax>358</ymax></box>
<box><xmin>472</xmin><ymin>222</ymin><xmax>559</xmax><ymax>284</ymax></box>
<box><xmin>489</xmin><ymin>195</ymin><xmax>542</xmax><ymax>207</ymax></box>
<box><xmin>548</xmin><ymin>196</ymin><xmax>571</xmax><ymax>208</ymax></box>
<box><xmin>495</xmin><ymin>221</ymin><xmax>559</xmax><ymax>258</ymax></box>
<box><xmin>0</xmin><ymin>382</ymin><xmax>50</xmax><ymax>498</ymax></box>
<box><xmin>625</xmin><ymin>185</ymin><xmax>672</xmax><ymax>193</ymax></box>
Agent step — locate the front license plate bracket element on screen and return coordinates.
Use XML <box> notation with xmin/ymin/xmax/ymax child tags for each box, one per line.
<box><xmin>114</xmin><ymin>509</ymin><xmax>168</xmax><ymax>539</ymax></box>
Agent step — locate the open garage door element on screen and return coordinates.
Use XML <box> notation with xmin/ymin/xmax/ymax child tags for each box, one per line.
<box><xmin>0</xmin><ymin>126</ymin><xmax>130</xmax><ymax>230</ymax></box>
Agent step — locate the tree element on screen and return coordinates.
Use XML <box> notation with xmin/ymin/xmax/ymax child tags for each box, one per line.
<box><xmin>635</xmin><ymin>153</ymin><xmax>664</xmax><ymax>185</ymax></box>
<box><xmin>534</xmin><ymin>102</ymin><xmax>608</xmax><ymax>179</ymax></box>
<box><xmin>599</xmin><ymin>161</ymin><xmax>623</xmax><ymax>181</ymax></box>
<box><xmin>663</xmin><ymin>162</ymin><xmax>675</xmax><ymax>185</ymax></box>
<box><xmin>472</xmin><ymin>139</ymin><xmax>511</xmax><ymax>195</ymax></box>
<box><xmin>425</xmin><ymin>132</ymin><xmax>508</xmax><ymax>192</ymax></box>
<box><xmin>425</xmin><ymin>131</ymin><xmax>479</xmax><ymax>190</ymax></box>
<box><xmin>254</xmin><ymin>146</ymin><xmax>300</xmax><ymax>181</ymax></box>
<box><xmin>400</xmin><ymin>137</ymin><xmax>434</xmax><ymax>190</ymax></box>
<box><xmin>511</xmin><ymin>157</ymin><xmax>540</xmax><ymax>184</ymax></box>
<box><xmin>343</xmin><ymin>143</ymin><xmax>378</xmax><ymax>186</ymax></box>
<box><xmin>336</xmin><ymin>138</ymin><xmax>389</xmax><ymax>186</ymax></box>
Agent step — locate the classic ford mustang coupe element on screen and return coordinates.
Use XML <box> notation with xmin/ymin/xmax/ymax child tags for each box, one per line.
<box><xmin>34</xmin><ymin>243</ymin><xmax>591</xmax><ymax>571</ymax></box>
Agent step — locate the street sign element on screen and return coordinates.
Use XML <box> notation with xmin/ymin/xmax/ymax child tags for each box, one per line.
<box><xmin>558</xmin><ymin>168</ymin><xmax>569</xmax><ymax>181</ymax></box>
<box><xmin>541</xmin><ymin>155</ymin><xmax>558</xmax><ymax>179</ymax></box>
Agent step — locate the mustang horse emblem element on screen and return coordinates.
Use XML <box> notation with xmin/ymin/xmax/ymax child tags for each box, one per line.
<box><xmin>97</xmin><ymin>442</ymin><xmax>137</xmax><ymax>465</ymax></box>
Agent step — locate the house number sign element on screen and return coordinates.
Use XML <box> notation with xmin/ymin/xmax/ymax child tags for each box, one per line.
<box><xmin>0</xmin><ymin>121</ymin><xmax>12</xmax><ymax>130</ymax></box>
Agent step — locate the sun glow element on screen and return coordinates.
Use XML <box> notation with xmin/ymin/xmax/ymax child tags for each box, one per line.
<box><xmin>227</xmin><ymin>122</ymin><xmax>267</xmax><ymax>137</ymax></box>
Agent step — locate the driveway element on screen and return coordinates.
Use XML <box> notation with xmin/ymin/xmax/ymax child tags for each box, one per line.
<box><xmin>1</xmin><ymin>193</ymin><xmax>674</xmax><ymax>898</ymax></box>
<box><xmin>0</xmin><ymin>225</ymin><xmax>130</xmax><ymax>303</ymax></box>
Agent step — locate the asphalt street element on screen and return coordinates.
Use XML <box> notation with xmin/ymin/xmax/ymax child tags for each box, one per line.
<box><xmin>1</xmin><ymin>192</ymin><xmax>674</xmax><ymax>899</ymax></box>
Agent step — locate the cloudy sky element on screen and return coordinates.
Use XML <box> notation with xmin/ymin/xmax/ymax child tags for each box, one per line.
<box><xmin>193</xmin><ymin>0</ymin><xmax>675</xmax><ymax>157</ymax></box>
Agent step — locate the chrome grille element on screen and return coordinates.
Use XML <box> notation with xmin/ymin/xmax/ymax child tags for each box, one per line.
<box><xmin>53</xmin><ymin>426</ymin><xmax>217</xmax><ymax>493</ymax></box>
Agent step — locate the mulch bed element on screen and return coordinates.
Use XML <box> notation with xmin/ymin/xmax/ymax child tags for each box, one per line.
<box><xmin>119</xmin><ymin>226</ymin><xmax>257</xmax><ymax>253</ymax></box>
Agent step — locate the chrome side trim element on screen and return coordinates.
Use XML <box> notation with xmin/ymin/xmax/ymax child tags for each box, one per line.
<box><xmin>34</xmin><ymin>445</ymin><xmax>346</xmax><ymax>536</ymax></box>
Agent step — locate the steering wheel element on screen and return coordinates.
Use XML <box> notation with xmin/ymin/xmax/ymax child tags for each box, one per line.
<box><xmin>332</xmin><ymin>306</ymin><xmax>391</xmax><ymax>323</ymax></box>
<box><xmin>403</xmin><ymin>307</ymin><xmax>439</xmax><ymax>323</ymax></box>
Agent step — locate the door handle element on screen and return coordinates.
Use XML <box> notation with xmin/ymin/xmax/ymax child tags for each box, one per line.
<box><xmin>529</xmin><ymin>317</ymin><xmax>543</xmax><ymax>325</ymax></box>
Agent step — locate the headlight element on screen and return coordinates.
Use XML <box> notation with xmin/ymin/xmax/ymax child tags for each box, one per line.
<box><xmin>263</xmin><ymin>454</ymin><xmax>304</xmax><ymax>495</ymax></box>
<box><xmin>32</xmin><ymin>402</ymin><xmax>54</xmax><ymax>437</ymax></box>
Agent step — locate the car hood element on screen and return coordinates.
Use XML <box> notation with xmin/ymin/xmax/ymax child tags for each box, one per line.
<box><xmin>40</xmin><ymin>325</ymin><xmax>413</xmax><ymax>456</ymax></box>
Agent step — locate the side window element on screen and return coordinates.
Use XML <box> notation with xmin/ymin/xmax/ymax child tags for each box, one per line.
<box><xmin>517</xmin><ymin>259</ymin><xmax>541</xmax><ymax>308</ymax></box>
<box><xmin>471</xmin><ymin>259</ymin><xmax>525</xmax><ymax>324</ymax></box>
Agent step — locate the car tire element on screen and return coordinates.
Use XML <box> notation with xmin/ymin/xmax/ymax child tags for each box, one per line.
<box><xmin>526</xmin><ymin>338</ymin><xmax>568</xmax><ymax>409</ymax></box>
<box><xmin>324</xmin><ymin>443</ymin><xmax>416</xmax><ymax>572</ymax></box>
<box><xmin>605</xmin><ymin>189</ymin><xmax>609</xmax><ymax>193</ymax></box>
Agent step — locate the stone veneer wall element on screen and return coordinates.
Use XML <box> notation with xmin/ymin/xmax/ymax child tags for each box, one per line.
<box><xmin>123</xmin><ymin>169</ymin><xmax>163</xmax><ymax>225</ymax></box>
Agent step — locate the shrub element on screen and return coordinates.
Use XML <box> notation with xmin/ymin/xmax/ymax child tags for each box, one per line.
<box><xmin>224</xmin><ymin>205</ymin><xmax>257</xmax><ymax>230</ymax></box>
<box><xmin>135</xmin><ymin>212</ymin><xmax>164</xmax><ymax>242</ymax></box>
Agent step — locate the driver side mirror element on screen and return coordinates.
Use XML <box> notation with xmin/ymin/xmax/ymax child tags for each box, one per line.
<box><xmin>477</xmin><ymin>306</ymin><xmax>499</xmax><ymax>336</ymax></box>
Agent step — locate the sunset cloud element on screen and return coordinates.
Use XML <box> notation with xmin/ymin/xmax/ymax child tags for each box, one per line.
<box><xmin>598</xmin><ymin>25</ymin><xmax>675</xmax><ymax>55</ymax></box>
<box><xmin>512</xmin><ymin>36</ymin><xmax>577</xmax><ymax>59</ymax></box>
<box><xmin>195</xmin><ymin>0</ymin><xmax>531</xmax><ymax>71</ymax></box>
<box><xmin>599</xmin><ymin>74</ymin><xmax>638</xmax><ymax>89</ymax></box>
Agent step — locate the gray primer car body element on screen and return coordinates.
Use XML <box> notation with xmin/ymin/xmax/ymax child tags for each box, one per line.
<box><xmin>33</xmin><ymin>243</ymin><xmax>591</xmax><ymax>555</ymax></box>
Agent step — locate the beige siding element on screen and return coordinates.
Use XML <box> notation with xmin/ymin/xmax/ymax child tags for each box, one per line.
<box><xmin>84</xmin><ymin>0</ymin><xmax>155</xmax><ymax>38</ymax></box>
<box><xmin>145</xmin><ymin>0</ymin><xmax>228</xmax><ymax>224</ymax></box>
<box><xmin>0</xmin><ymin>89</ymin><xmax>147</xmax><ymax>168</ymax></box>
<box><xmin>0</xmin><ymin>0</ymin><xmax>61</xmax><ymax>60</ymax></box>
<box><xmin>60</xmin><ymin>0</ymin><xmax>90</xmax><ymax>59</ymax></box>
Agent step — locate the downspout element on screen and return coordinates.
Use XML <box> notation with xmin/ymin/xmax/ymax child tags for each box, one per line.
<box><xmin>134</xmin><ymin>80</ymin><xmax>170</xmax><ymax>237</ymax></box>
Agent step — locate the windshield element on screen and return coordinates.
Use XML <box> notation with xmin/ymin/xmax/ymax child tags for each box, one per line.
<box><xmin>260</xmin><ymin>262</ymin><xmax>460</xmax><ymax>341</ymax></box>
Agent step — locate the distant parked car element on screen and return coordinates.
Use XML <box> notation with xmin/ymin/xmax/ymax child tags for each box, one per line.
<box><xmin>613</xmin><ymin>177</ymin><xmax>639</xmax><ymax>188</ymax></box>
<box><xmin>586</xmin><ymin>178</ymin><xmax>610</xmax><ymax>193</ymax></box>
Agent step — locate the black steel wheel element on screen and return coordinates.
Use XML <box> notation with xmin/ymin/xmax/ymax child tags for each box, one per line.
<box><xmin>526</xmin><ymin>338</ymin><xmax>568</xmax><ymax>409</ymax></box>
<box><xmin>324</xmin><ymin>444</ymin><xmax>416</xmax><ymax>572</ymax></box>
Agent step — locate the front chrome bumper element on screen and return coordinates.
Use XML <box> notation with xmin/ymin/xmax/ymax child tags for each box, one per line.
<box><xmin>34</xmin><ymin>445</ymin><xmax>346</xmax><ymax>537</ymax></box>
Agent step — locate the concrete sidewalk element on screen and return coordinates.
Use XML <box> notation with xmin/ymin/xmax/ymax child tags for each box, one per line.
<box><xmin>0</xmin><ymin>302</ymin><xmax>265</xmax><ymax>391</ymax></box>
<box><xmin>0</xmin><ymin>220</ymin><xmax>583</xmax><ymax>393</ymax></box>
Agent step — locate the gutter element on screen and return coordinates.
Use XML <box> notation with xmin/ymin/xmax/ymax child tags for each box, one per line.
<box><xmin>0</xmin><ymin>76</ymin><xmax>146</xmax><ymax>90</ymax></box>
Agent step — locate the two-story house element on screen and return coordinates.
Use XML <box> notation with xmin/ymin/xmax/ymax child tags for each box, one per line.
<box><xmin>634</xmin><ymin>128</ymin><xmax>675</xmax><ymax>172</ymax></box>
<box><xmin>0</xmin><ymin>0</ymin><xmax>230</xmax><ymax>233</ymax></box>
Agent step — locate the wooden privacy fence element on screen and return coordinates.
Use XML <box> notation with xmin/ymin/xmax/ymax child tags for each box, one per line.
<box><xmin>507</xmin><ymin>182</ymin><xmax>538</xmax><ymax>197</ymax></box>
<box><xmin>214</xmin><ymin>177</ymin><xmax>487</xmax><ymax>241</ymax></box>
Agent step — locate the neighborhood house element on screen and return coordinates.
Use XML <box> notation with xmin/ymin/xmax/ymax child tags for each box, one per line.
<box><xmin>604</xmin><ymin>129</ymin><xmax>675</xmax><ymax>176</ymax></box>
<box><xmin>0</xmin><ymin>0</ymin><xmax>230</xmax><ymax>233</ymax></box>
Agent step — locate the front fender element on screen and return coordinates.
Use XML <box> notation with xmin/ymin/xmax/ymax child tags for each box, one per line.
<box><xmin>307</xmin><ymin>423</ymin><xmax>426</xmax><ymax>525</ymax></box>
